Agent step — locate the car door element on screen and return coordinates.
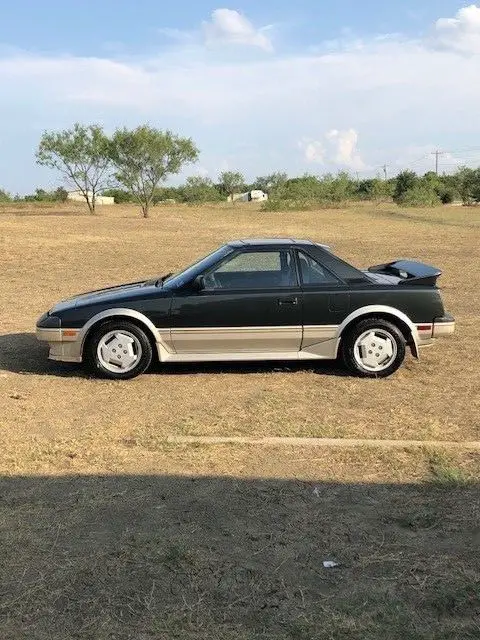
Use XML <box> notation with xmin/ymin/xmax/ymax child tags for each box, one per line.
<box><xmin>296</xmin><ymin>249</ymin><xmax>350</xmax><ymax>353</ymax></box>
<box><xmin>170</xmin><ymin>248</ymin><xmax>303</xmax><ymax>354</ymax></box>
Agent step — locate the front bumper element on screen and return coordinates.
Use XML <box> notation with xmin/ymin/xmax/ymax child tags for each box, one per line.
<box><xmin>36</xmin><ymin>326</ymin><xmax>83</xmax><ymax>362</ymax></box>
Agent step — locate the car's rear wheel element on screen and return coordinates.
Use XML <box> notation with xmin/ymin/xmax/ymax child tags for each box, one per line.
<box><xmin>341</xmin><ymin>317</ymin><xmax>406</xmax><ymax>378</ymax></box>
<box><xmin>85</xmin><ymin>320</ymin><xmax>153</xmax><ymax>380</ymax></box>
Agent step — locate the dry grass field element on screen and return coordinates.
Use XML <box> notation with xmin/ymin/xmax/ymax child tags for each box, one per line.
<box><xmin>0</xmin><ymin>201</ymin><xmax>479</xmax><ymax>638</ymax></box>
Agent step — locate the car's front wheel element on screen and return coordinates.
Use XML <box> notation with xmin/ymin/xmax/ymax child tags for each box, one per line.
<box><xmin>341</xmin><ymin>317</ymin><xmax>406</xmax><ymax>378</ymax></box>
<box><xmin>85</xmin><ymin>320</ymin><xmax>153</xmax><ymax>380</ymax></box>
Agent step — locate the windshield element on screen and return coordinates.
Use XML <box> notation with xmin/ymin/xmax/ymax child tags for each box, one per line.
<box><xmin>161</xmin><ymin>245</ymin><xmax>233</xmax><ymax>289</ymax></box>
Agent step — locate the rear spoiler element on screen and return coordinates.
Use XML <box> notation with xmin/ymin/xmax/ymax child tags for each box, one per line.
<box><xmin>368</xmin><ymin>260</ymin><xmax>442</xmax><ymax>286</ymax></box>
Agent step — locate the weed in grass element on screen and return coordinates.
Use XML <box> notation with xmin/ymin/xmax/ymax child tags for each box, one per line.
<box><xmin>395</xmin><ymin>509</ymin><xmax>439</xmax><ymax>531</ymax></box>
<box><xmin>426</xmin><ymin>450</ymin><xmax>471</xmax><ymax>487</ymax></box>
<box><xmin>426</xmin><ymin>576</ymin><xmax>480</xmax><ymax>616</ymax></box>
<box><xmin>163</xmin><ymin>544</ymin><xmax>197</xmax><ymax>570</ymax></box>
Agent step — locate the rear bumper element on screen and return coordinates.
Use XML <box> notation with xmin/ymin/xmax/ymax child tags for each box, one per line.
<box><xmin>36</xmin><ymin>327</ymin><xmax>83</xmax><ymax>363</ymax></box>
<box><xmin>432</xmin><ymin>313</ymin><xmax>455</xmax><ymax>338</ymax></box>
<box><xmin>416</xmin><ymin>313</ymin><xmax>455</xmax><ymax>348</ymax></box>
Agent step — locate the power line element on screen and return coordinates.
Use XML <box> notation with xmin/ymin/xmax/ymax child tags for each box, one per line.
<box><xmin>403</xmin><ymin>153</ymin><xmax>431</xmax><ymax>168</ymax></box>
<box><xmin>431</xmin><ymin>150</ymin><xmax>446</xmax><ymax>175</ymax></box>
<box><xmin>442</xmin><ymin>146</ymin><xmax>480</xmax><ymax>155</ymax></box>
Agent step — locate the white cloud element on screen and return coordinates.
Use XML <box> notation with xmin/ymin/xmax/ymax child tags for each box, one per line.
<box><xmin>3</xmin><ymin>6</ymin><xmax>480</xmax><ymax>191</ymax></box>
<box><xmin>432</xmin><ymin>4</ymin><xmax>480</xmax><ymax>54</ymax></box>
<box><xmin>326</xmin><ymin>128</ymin><xmax>365</xmax><ymax>169</ymax></box>
<box><xmin>300</xmin><ymin>139</ymin><xmax>325</xmax><ymax>164</ymax></box>
<box><xmin>202</xmin><ymin>9</ymin><xmax>273</xmax><ymax>52</ymax></box>
<box><xmin>301</xmin><ymin>129</ymin><xmax>365</xmax><ymax>169</ymax></box>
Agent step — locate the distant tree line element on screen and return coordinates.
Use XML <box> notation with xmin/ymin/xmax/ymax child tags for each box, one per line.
<box><xmin>2</xmin><ymin>123</ymin><xmax>480</xmax><ymax>214</ymax></box>
<box><xmin>4</xmin><ymin>167</ymin><xmax>480</xmax><ymax>211</ymax></box>
<box><xmin>258</xmin><ymin>168</ymin><xmax>480</xmax><ymax>211</ymax></box>
<box><xmin>99</xmin><ymin>167</ymin><xmax>480</xmax><ymax>210</ymax></box>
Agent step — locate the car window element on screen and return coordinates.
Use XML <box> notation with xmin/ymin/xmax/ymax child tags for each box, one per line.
<box><xmin>205</xmin><ymin>250</ymin><xmax>297</xmax><ymax>289</ymax></box>
<box><xmin>216</xmin><ymin>251</ymin><xmax>281</xmax><ymax>273</ymax></box>
<box><xmin>297</xmin><ymin>251</ymin><xmax>342</xmax><ymax>286</ymax></box>
<box><xmin>162</xmin><ymin>245</ymin><xmax>233</xmax><ymax>288</ymax></box>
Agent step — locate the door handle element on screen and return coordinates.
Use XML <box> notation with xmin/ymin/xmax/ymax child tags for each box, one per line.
<box><xmin>277</xmin><ymin>297</ymin><xmax>298</xmax><ymax>305</ymax></box>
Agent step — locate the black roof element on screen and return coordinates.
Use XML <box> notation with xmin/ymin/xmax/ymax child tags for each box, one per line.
<box><xmin>229</xmin><ymin>238</ymin><xmax>315</xmax><ymax>247</ymax></box>
<box><xmin>228</xmin><ymin>238</ymin><xmax>332</xmax><ymax>251</ymax></box>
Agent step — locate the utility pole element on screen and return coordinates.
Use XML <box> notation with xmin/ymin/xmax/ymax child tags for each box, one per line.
<box><xmin>431</xmin><ymin>150</ymin><xmax>445</xmax><ymax>175</ymax></box>
<box><xmin>381</xmin><ymin>164</ymin><xmax>388</xmax><ymax>180</ymax></box>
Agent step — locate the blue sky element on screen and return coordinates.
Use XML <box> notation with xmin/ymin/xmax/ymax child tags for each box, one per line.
<box><xmin>1</xmin><ymin>1</ymin><xmax>480</xmax><ymax>192</ymax></box>
<box><xmin>0</xmin><ymin>1</ymin><xmax>466</xmax><ymax>55</ymax></box>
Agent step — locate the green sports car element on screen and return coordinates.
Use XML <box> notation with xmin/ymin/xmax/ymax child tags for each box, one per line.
<box><xmin>36</xmin><ymin>238</ymin><xmax>455</xmax><ymax>379</ymax></box>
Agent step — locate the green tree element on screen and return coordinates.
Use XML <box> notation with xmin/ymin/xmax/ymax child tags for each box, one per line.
<box><xmin>423</xmin><ymin>171</ymin><xmax>456</xmax><ymax>204</ymax></box>
<box><xmin>396</xmin><ymin>184</ymin><xmax>441</xmax><ymax>207</ymax></box>
<box><xmin>393</xmin><ymin>170</ymin><xmax>418</xmax><ymax>203</ymax></box>
<box><xmin>219</xmin><ymin>171</ymin><xmax>245</xmax><ymax>202</ymax></box>
<box><xmin>102</xmin><ymin>188</ymin><xmax>133</xmax><ymax>204</ymax></box>
<box><xmin>110</xmin><ymin>126</ymin><xmax>199</xmax><ymax>218</ymax></box>
<box><xmin>456</xmin><ymin>167</ymin><xmax>480</xmax><ymax>205</ymax></box>
<box><xmin>24</xmin><ymin>189</ymin><xmax>45</xmax><ymax>202</ymax></box>
<box><xmin>53</xmin><ymin>187</ymin><xmax>68</xmax><ymax>202</ymax></box>
<box><xmin>279</xmin><ymin>174</ymin><xmax>322</xmax><ymax>200</ymax></box>
<box><xmin>180</xmin><ymin>176</ymin><xmax>222</xmax><ymax>204</ymax></box>
<box><xmin>393</xmin><ymin>170</ymin><xmax>441</xmax><ymax>207</ymax></box>
<box><xmin>152</xmin><ymin>186</ymin><xmax>181</xmax><ymax>204</ymax></box>
<box><xmin>357</xmin><ymin>178</ymin><xmax>393</xmax><ymax>201</ymax></box>
<box><xmin>0</xmin><ymin>188</ymin><xmax>12</xmax><ymax>202</ymax></box>
<box><xmin>272</xmin><ymin>173</ymin><xmax>355</xmax><ymax>205</ymax></box>
<box><xmin>35</xmin><ymin>123</ymin><xmax>111</xmax><ymax>214</ymax></box>
<box><xmin>438</xmin><ymin>173</ymin><xmax>460</xmax><ymax>203</ymax></box>
<box><xmin>25</xmin><ymin>187</ymin><xmax>68</xmax><ymax>203</ymax></box>
<box><xmin>253</xmin><ymin>172</ymin><xmax>288</xmax><ymax>195</ymax></box>
<box><xmin>319</xmin><ymin>171</ymin><xmax>356</xmax><ymax>203</ymax></box>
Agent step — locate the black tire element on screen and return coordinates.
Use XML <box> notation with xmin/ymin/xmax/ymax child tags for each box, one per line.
<box><xmin>84</xmin><ymin>320</ymin><xmax>153</xmax><ymax>380</ymax></box>
<box><xmin>341</xmin><ymin>317</ymin><xmax>406</xmax><ymax>378</ymax></box>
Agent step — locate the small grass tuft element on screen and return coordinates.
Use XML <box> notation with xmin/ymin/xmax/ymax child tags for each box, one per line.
<box><xmin>426</xmin><ymin>577</ymin><xmax>480</xmax><ymax>616</ymax></box>
<box><xmin>395</xmin><ymin>509</ymin><xmax>439</xmax><ymax>531</ymax></box>
<box><xmin>162</xmin><ymin>544</ymin><xmax>197</xmax><ymax>570</ymax></box>
<box><xmin>425</xmin><ymin>450</ymin><xmax>471</xmax><ymax>487</ymax></box>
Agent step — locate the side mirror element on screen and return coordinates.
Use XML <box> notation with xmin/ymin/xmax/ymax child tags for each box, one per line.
<box><xmin>192</xmin><ymin>275</ymin><xmax>205</xmax><ymax>291</ymax></box>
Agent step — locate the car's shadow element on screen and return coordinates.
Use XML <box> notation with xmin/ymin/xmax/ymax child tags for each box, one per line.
<box><xmin>0</xmin><ymin>332</ymin><xmax>349</xmax><ymax>378</ymax></box>
<box><xmin>0</xmin><ymin>332</ymin><xmax>86</xmax><ymax>378</ymax></box>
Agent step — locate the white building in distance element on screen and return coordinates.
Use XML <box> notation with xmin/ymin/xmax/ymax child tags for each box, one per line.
<box><xmin>67</xmin><ymin>190</ymin><xmax>115</xmax><ymax>205</ymax></box>
<box><xmin>228</xmin><ymin>189</ymin><xmax>268</xmax><ymax>203</ymax></box>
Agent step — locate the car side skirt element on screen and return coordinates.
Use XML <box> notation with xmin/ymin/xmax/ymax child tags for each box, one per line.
<box><xmin>156</xmin><ymin>349</ymin><xmax>338</xmax><ymax>363</ymax></box>
<box><xmin>169</xmin><ymin>325</ymin><xmax>304</xmax><ymax>354</ymax></box>
<box><xmin>159</xmin><ymin>325</ymin><xmax>339</xmax><ymax>362</ymax></box>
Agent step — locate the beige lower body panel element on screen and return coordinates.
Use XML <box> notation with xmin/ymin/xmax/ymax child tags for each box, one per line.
<box><xmin>170</xmin><ymin>326</ymin><xmax>302</xmax><ymax>354</ymax></box>
<box><xmin>37</xmin><ymin>320</ymin><xmax>449</xmax><ymax>366</ymax></box>
<box><xmin>157</xmin><ymin>349</ymin><xmax>337</xmax><ymax>363</ymax></box>
<box><xmin>161</xmin><ymin>325</ymin><xmax>339</xmax><ymax>362</ymax></box>
<box><xmin>301</xmin><ymin>326</ymin><xmax>339</xmax><ymax>358</ymax></box>
<box><xmin>38</xmin><ymin>324</ymin><xmax>339</xmax><ymax>365</ymax></box>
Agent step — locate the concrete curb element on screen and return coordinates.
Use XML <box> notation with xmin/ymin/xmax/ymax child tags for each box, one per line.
<box><xmin>165</xmin><ymin>436</ymin><xmax>480</xmax><ymax>449</ymax></box>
